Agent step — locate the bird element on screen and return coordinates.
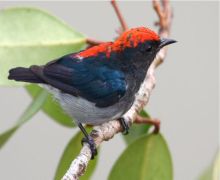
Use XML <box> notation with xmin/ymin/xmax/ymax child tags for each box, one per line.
<box><xmin>8</xmin><ymin>27</ymin><xmax>176</xmax><ymax>158</ymax></box>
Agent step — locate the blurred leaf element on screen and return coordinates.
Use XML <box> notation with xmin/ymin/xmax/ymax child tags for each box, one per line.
<box><xmin>123</xmin><ymin>109</ymin><xmax>151</xmax><ymax>145</ymax></box>
<box><xmin>199</xmin><ymin>166</ymin><xmax>213</xmax><ymax>180</ymax></box>
<box><xmin>139</xmin><ymin>109</ymin><xmax>150</xmax><ymax>118</ymax></box>
<box><xmin>0</xmin><ymin>89</ymin><xmax>48</xmax><ymax>149</ymax></box>
<box><xmin>26</xmin><ymin>84</ymin><xmax>74</xmax><ymax>127</ymax></box>
<box><xmin>213</xmin><ymin>151</ymin><xmax>220</xmax><ymax>180</ymax></box>
<box><xmin>199</xmin><ymin>151</ymin><xmax>220</xmax><ymax>180</ymax></box>
<box><xmin>55</xmin><ymin>130</ymin><xmax>98</xmax><ymax>180</ymax></box>
<box><xmin>109</xmin><ymin>133</ymin><xmax>173</xmax><ymax>180</ymax></box>
<box><xmin>0</xmin><ymin>127</ymin><xmax>17</xmax><ymax>149</ymax></box>
<box><xmin>0</xmin><ymin>7</ymin><xmax>86</xmax><ymax>86</ymax></box>
<box><xmin>17</xmin><ymin>89</ymin><xmax>48</xmax><ymax>125</ymax></box>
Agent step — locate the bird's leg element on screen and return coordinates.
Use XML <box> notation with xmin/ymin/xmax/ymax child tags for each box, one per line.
<box><xmin>78</xmin><ymin>123</ymin><xmax>97</xmax><ymax>159</ymax></box>
<box><xmin>118</xmin><ymin>117</ymin><xmax>130</xmax><ymax>135</ymax></box>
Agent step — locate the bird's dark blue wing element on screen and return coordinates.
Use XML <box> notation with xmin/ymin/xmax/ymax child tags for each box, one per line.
<box><xmin>43</xmin><ymin>54</ymin><xmax>127</xmax><ymax>107</ymax></box>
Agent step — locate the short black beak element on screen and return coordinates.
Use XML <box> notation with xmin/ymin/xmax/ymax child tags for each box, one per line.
<box><xmin>159</xmin><ymin>38</ymin><xmax>177</xmax><ymax>49</ymax></box>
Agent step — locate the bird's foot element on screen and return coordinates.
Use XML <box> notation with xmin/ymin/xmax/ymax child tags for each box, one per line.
<box><xmin>118</xmin><ymin>117</ymin><xmax>130</xmax><ymax>135</ymax></box>
<box><xmin>81</xmin><ymin>135</ymin><xmax>97</xmax><ymax>159</ymax></box>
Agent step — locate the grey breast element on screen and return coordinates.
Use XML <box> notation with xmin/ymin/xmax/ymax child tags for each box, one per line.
<box><xmin>42</xmin><ymin>85</ymin><xmax>130</xmax><ymax>125</ymax></box>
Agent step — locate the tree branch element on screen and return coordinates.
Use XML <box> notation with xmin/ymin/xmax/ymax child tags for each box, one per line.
<box><xmin>86</xmin><ymin>0</ymin><xmax>128</xmax><ymax>47</ymax></box>
<box><xmin>111</xmin><ymin>0</ymin><xmax>128</xmax><ymax>33</ymax></box>
<box><xmin>62</xmin><ymin>0</ymin><xmax>173</xmax><ymax>179</ymax></box>
<box><xmin>153</xmin><ymin>0</ymin><xmax>173</xmax><ymax>67</ymax></box>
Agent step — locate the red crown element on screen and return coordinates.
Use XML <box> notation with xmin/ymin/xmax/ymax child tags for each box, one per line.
<box><xmin>76</xmin><ymin>27</ymin><xmax>159</xmax><ymax>58</ymax></box>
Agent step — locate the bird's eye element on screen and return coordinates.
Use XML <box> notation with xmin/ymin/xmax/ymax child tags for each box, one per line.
<box><xmin>146</xmin><ymin>45</ymin><xmax>152</xmax><ymax>51</ymax></box>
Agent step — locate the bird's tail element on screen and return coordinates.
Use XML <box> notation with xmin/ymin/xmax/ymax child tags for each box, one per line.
<box><xmin>8</xmin><ymin>67</ymin><xmax>44</xmax><ymax>83</ymax></box>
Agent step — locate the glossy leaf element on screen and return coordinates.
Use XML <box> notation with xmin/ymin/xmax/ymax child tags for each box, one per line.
<box><xmin>123</xmin><ymin>110</ymin><xmax>151</xmax><ymax>145</ymax></box>
<box><xmin>0</xmin><ymin>7</ymin><xmax>86</xmax><ymax>86</ymax></box>
<box><xmin>55</xmin><ymin>130</ymin><xmax>98</xmax><ymax>180</ymax></box>
<box><xmin>26</xmin><ymin>84</ymin><xmax>74</xmax><ymax>127</ymax></box>
<box><xmin>109</xmin><ymin>134</ymin><xmax>173</xmax><ymax>180</ymax></box>
<box><xmin>0</xmin><ymin>89</ymin><xmax>48</xmax><ymax>149</ymax></box>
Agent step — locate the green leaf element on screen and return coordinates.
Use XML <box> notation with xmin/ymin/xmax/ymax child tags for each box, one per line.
<box><xmin>109</xmin><ymin>134</ymin><xmax>173</xmax><ymax>180</ymax></box>
<box><xmin>0</xmin><ymin>89</ymin><xmax>48</xmax><ymax>149</ymax></box>
<box><xmin>26</xmin><ymin>84</ymin><xmax>74</xmax><ymax>127</ymax></box>
<box><xmin>199</xmin><ymin>151</ymin><xmax>220</xmax><ymax>180</ymax></box>
<box><xmin>139</xmin><ymin>109</ymin><xmax>150</xmax><ymax>118</ymax></box>
<box><xmin>17</xmin><ymin>88</ymin><xmax>48</xmax><ymax>125</ymax></box>
<box><xmin>199</xmin><ymin>166</ymin><xmax>213</xmax><ymax>180</ymax></box>
<box><xmin>213</xmin><ymin>151</ymin><xmax>220</xmax><ymax>180</ymax></box>
<box><xmin>0</xmin><ymin>127</ymin><xmax>18</xmax><ymax>149</ymax></box>
<box><xmin>0</xmin><ymin>7</ymin><xmax>86</xmax><ymax>86</ymax></box>
<box><xmin>55</xmin><ymin>130</ymin><xmax>98</xmax><ymax>180</ymax></box>
<box><xmin>123</xmin><ymin>110</ymin><xmax>151</xmax><ymax>145</ymax></box>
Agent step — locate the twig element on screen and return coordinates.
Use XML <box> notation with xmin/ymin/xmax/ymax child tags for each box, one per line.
<box><xmin>62</xmin><ymin>0</ymin><xmax>173</xmax><ymax>179</ymax></box>
<box><xmin>111</xmin><ymin>0</ymin><xmax>128</xmax><ymax>33</ymax></box>
<box><xmin>86</xmin><ymin>38</ymin><xmax>104</xmax><ymax>47</ymax></box>
<box><xmin>153</xmin><ymin>0</ymin><xmax>173</xmax><ymax>67</ymax></box>
<box><xmin>86</xmin><ymin>0</ymin><xmax>128</xmax><ymax>47</ymax></box>
<box><xmin>134</xmin><ymin>115</ymin><xmax>160</xmax><ymax>134</ymax></box>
